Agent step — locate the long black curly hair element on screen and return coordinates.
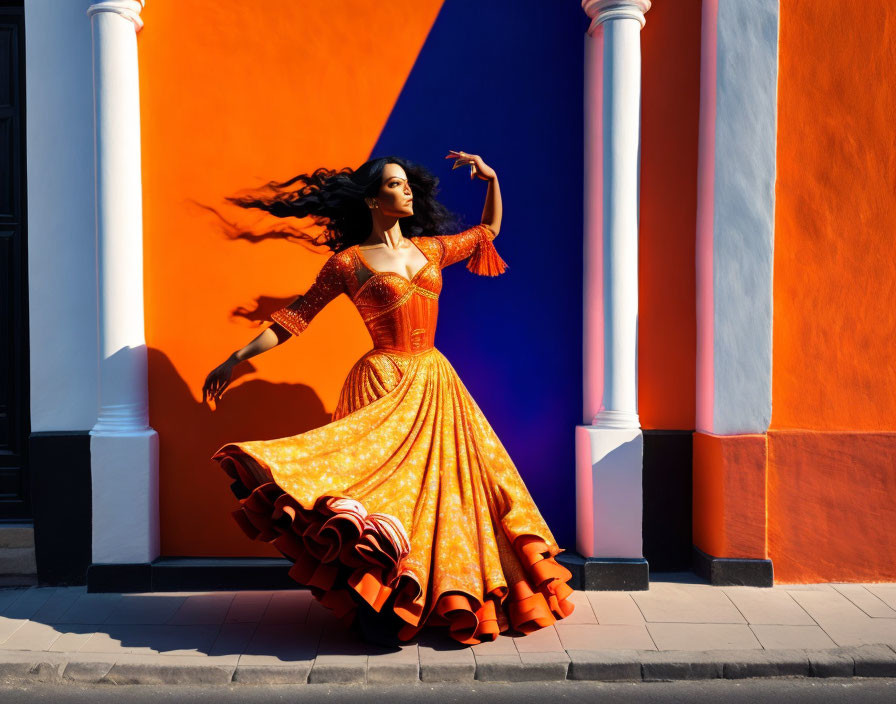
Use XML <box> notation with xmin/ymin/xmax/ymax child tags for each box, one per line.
<box><xmin>225</xmin><ymin>156</ymin><xmax>465</xmax><ymax>253</ymax></box>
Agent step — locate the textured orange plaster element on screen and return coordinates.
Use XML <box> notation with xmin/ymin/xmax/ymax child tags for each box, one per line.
<box><xmin>137</xmin><ymin>0</ymin><xmax>446</xmax><ymax>556</ymax></box>
<box><xmin>768</xmin><ymin>430</ymin><xmax>896</xmax><ymax>583</ymax></box>
<box><xmin>771</xmin><ymin>0</ymin><xmax>896</xmax><ymax>431</ymax></box>
<box><xmin>692</xmin><ymin>432</ymin><xmax>768</xmax><ymax>560</ymax></box>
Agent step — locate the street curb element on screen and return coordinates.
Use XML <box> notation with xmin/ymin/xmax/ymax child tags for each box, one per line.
<box><xmin>0</xmin><ymin>645</ymin><xmax>895</xmax><ymax>685</ymax></box>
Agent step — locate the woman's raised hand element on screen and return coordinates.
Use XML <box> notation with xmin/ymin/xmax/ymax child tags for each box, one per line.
<box><xmin>445</xmin><ymin>150</ymin><xmax>496</xmax><ymax>181</ymax></box>
<box><xmin>203</xmin><ymin>356</ymin><xmax>238</xmax><ymax>403</ymax></box>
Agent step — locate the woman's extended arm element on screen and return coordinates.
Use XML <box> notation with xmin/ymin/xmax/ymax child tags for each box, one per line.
<box><xmin>228</xmin><ymin>325</ymin><xmax>290</xmax><ymax>364</ymax></box>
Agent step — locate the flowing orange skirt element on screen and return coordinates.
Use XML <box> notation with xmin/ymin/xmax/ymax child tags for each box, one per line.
<box><xmin>211</xmin><ymin>346</ymin><xmax>574</xmax><ymax>644</ymax></box>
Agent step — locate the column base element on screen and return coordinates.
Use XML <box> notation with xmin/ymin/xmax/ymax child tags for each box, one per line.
<box><xmin>692</xmin><ymin>545</ymin><xmax>773</xmax><ymax>587</ymax></box>
<box><xmin>575</xmin><ymin>425</ymin><xmax>644</xmax><ymax>558</ymax></box>
<box><xmin>89</xmin><ymin>429</ymin><xmax>160</xmax><ymax>564</ymax></box>
<box><xmin>557</xmin><ymin>552</ymin><xmax>649</xmax><ymax>590</ymax></box>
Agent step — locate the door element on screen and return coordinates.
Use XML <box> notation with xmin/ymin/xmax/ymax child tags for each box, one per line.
<box><xmin>0</xmin><ymin>3</ymin><xmax>30</xmax><ymax>520</ymax></box>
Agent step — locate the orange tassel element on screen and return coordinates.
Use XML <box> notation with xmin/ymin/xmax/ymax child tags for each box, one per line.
<box><xmin>466</xmin><ymin>225</ymin><xmax>508</xmax><ymax>276</ymax></box>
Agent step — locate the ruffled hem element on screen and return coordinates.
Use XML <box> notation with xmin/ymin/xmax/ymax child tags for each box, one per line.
<box><xmin>212</xmin><ymin>445</ymin><xmax>574</xmax><ymax>645</ymax></box>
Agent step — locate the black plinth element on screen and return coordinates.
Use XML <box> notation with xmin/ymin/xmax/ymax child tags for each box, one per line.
<box><xmin>556</xmin><ymin>552</ymin><xmax>650</xmax><ymax>591</ymax></box>
<box><xmin>692</xmin><ymin>545</ymin><xmax>774</xmax><ymax>587</ymax></box>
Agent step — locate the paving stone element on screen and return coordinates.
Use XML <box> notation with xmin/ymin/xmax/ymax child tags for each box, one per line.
<box><xmin>103</xmin><ymin>593</ymin><xmax>188</xmax><ymax>624</ymax></box>
<box><xmin>474</xmin><ymin>653</ymin><xmax>525</xmax><ymax>681</ymax></box>
<box><xmin>847</xmin><ymin>644</ymin><xmax>896</xmax><ymax>677</ymax></box>
<box><xmin>778</xmin><ymin>583</ymin><xmax>836</xmax><ymax>592</ymax></box>
<box><xmin>232</xmin><ymin>663</ymin><xmax>311</xmax><ymax>684</ymax></box>
<box><xmin>0</xmin><ymin>617</ymin><xmax>27</xmax><ymax>644</ymax></box>
<box><xmin>30</xmin><ymin>587</ymin><xmax>87</xmax><ymax>622</ymax></box>
<box><xmin>750</xmin><ymin>624</ymin><xmax>837</xmax><ymax>650</ymax></box>
<box><xmin>0</xmin><ymin>588</ymin><xmax>31</xmax><ymax>615</ymax></box>
<box><xmin>647</xmin><ymin>623</ymin><xmax>761</xmax><ymax>651</ymax></box>
<box><xmin>865</xmin><ymin>584</ymin><xmax>896</xmax><ymax>611</ymax></box>
<box><xmin>101</xmin><ymin>655</ymin><xmax>237</xmax><ymax>684</ymax></box>
<box><xmin>556</xmin><ymin>623</ymin><xmax>656</xmax><ymax>651</ymax></box>
<box><xmin>1</xmin><ymin>588</ymin><xmax>57</xmax><ymax>620</ymax></box>
<box><xmin>566</xmin><ymin>649</ymin><xmax>642</xmax><ymax>681</ymax></box>
<box><xmin>208</xmin><ymin>622</ymin><xmax>257</xmax><ymax>656</ymax></box>
<box><xmin>632</xmin><ymin>582</ymin><xmax>744</xmax><ymax>624</ymax></box>
<box><xmin>518</xmin><ymin>651</ymin><xmax>570</xmax><ymax>680</ymax></box>
<box><xmin>512</xmin><ymin>625</ymin><xmax>565</xmax><ymax>653</ymax></box>
<box><xmin>262</xmin><ymin>590</ymin><xmax>311</xmax><ymax>624</ymax></box>
<box><xmin>831</xmin><ymin>584</ymin><xmax>896</xmax><ymax>618</ymax></box>
<box><xmin>721</xmin><ymin>649</ymin><xmax>811</xmax><ymax>679</ymax></box>
<box><xmin>47</xmin><ymin>624</ymin><xmax>98</xmax><ymax>652</ymax></box>
<box><xmin>808</xmin><ymin>649</ymin><xmax>855</xmax><ymax>677</ymax></box>
<box><xmin>79</xmin><ymin>624</ymin><xmax>221</xmax><ymax>656</ymax></box>
<box><xmin>238</xmin><ymin>623</ymin><xmax>319</xmax><ymax>665</ymax></box>
<box><xmin>225</xmin><ymin>591</ymin><xmax>273</xmax><ymax>623</ymax></box>
<box><xmin>722</xmin><ymin>587</ymin><xmax>815</xmax><ymax>625</ymax></box>
<box><xmin>0</xmin><ymin>620</ymin><xmax>64</xmax><ymax>651</ymax></box>
<box><xmin>640</xmin><ymin>650</ymin><xmax>724</xmax><ymax>680</ymax></box>
<box><xmin>789</xmin><ymin>591</ymin><xmax>896</xmax><ymax>647</ymax></box>
<box><xmin>308</xmin><ymin>654</ymin><xmax>367</xmax><ymax>683</ymax></box>
<box><xmin>561</xmin><ymin>590</ymin><xmax>597</xmax><ymax>624</ymax></box>
<box><xmin>471</xmin><ymin>633</ymin><xmax>517</xmax><ymax>655</ymax></box>
<box><xmin>586</xmin><ymin>592</ymin><xmax>644</xmax><ymax>625</ymax></box>
<box><xmin>167</xmin><ymin>593</ymin><xmax>236</xmax><ymax>625</ymax></box>
<box><xmin>53</xmin><ymin>592</ymin><xmax>124</xmax><ymax>624</ymax></box>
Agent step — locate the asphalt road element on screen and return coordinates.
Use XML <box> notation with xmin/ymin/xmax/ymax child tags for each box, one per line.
<box><xmin>0</xmin><ymin>679</ymin><xmax>895</xmax><ymax>703</ymax></box>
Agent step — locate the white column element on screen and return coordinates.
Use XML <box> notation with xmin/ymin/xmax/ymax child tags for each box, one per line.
<box><xmin>576</xmin><ymin>0</ymin><xmax>650</xmax><ymax>561</ymax></box>
<box><xmin>87</xmin><ymin>0</ymin><xmax>159</xmax><ymax>564</ymax></box>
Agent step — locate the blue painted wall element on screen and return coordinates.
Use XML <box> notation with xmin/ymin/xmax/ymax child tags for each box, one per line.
<box><xmin>372</xmin><ymin>0</ymin><xmax>590</xmax><ymax>548</ymax></box>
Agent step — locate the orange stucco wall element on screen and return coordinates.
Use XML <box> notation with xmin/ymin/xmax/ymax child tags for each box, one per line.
<box><xmin>138</xmin><ymin>1</ymin><xmax>445</xmax><ymax>556</ymax></box>
<box><xmin>768</xmin><ymin>0</ymin><xmax>896</xmax><ymax>581</ymax></box>
<box><xmin>771</xmin><ymin>0</ymin><xmax>896</xmax><ymax>432</ymax></box>
<box><xmin>692</xmin><ymin>432</ymin><xmax>767</xmax><ymax>560</ymax></box>
<box><xmin>638</xmin><ymin>0</ymin><xmax>701</xmax><ymax>430</ymax></box>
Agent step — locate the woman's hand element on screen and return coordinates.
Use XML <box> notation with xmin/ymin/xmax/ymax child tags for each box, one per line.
<box><xmin>203</xmin><ymin>355</ymin><xmax>239</xmax><ymax>403</ymax></box>
<box><xmin>445</xmin><ymin>150</ymin><xmax>496</xmax><ymax>181</ymax></box>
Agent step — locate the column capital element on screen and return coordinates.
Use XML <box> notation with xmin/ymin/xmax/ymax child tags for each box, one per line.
<box><xmin>87</xmin><ymin>0</ymin><xmax>146</xmax><ymax>32</ymax></box>
<box><xmin>582</xmin><ymin>0</ymin><xmax>651</xmax><ymax>35</ymax></box>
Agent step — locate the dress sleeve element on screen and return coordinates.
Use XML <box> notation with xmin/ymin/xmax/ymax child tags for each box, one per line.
<box><xmin>269</xmin><ymin>253</ymin><xmax>346</xmax><ymax>336</ymax></box>
<box><xmin>434</xmin><ymin>223</ymin><xmax>508</xmax><ymax>276</ymax></box>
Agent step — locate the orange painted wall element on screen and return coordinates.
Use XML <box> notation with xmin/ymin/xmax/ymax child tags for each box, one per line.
<box><xmin>769</xmin><ymin>431</ymin><xmax>896</xmax><ymax>582</ymax></box>
<box><xmin>638</xmin><ymin>0</ymin><xmax>701</xmax><ymax>430</ymax></box>
<box><xmin>692</xmin><ymin>432</ymin><xmax>767</xmax><ymax>560</ymax></box>
<box><xmin>771</xmin><ymin>0</ymin><xmax>896</xmax><ymax>432</ymax></box>
<box><xmin>137</xmin><ymin>0</ymin><xmax>445</xmax><ymax>556</ymax></box>
<box><xmin>768</xmin><ymin>0</ymin><xmax>896</xmax><ymax>580</ymax></box>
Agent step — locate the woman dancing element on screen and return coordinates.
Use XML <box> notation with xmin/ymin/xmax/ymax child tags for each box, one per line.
<box><xmin>203</xmin><ymin>152</ymin><xmax>574</xmax><ymax>646</ymax></box>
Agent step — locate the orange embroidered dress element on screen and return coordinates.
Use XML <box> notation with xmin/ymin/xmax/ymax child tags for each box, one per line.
<box><xmin>211</xmin><ymin>224</ymin><xmax>574</xmax><ymax>645</ymax></box>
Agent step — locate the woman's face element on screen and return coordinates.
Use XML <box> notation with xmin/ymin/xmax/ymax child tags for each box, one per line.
<box><xmin>374</xmin><ymin>163</ymin><xmax>414</xmax><ymax>217</ymax></box>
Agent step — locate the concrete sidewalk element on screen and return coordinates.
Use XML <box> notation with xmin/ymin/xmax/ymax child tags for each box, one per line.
<box><xmin>1</xmin><ymin>575</ymin><xmax>895</xmax><ymax>685</ymax></box>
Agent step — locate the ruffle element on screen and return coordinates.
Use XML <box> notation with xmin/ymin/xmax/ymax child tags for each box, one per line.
<box><xmin>212</xmin><ymin>445</ymin><xmax>574</xmax><ymax>645</ymax></box>
<box><xmin>466</xmin><ymin>224</ymin><xmax>508</xmax><ymax>277</ymax></box>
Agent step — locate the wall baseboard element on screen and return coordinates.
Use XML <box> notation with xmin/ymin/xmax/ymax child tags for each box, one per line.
<box><xmin>692</xmin><ymin>545</ymin><xmax>773</xmax><ymax>587</ymax></box>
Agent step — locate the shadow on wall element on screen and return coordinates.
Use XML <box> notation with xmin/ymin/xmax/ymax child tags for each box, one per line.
<box><xmin>147</xmin><ymin>347</ymin><xmax>333</xmax><ymax>559</ymax></box>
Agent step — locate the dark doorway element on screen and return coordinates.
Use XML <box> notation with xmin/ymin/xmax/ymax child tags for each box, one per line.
<box><xmin>0</xmin><ymin>2</ymin><xmax>30</xmax><ymax>520</ymax></box>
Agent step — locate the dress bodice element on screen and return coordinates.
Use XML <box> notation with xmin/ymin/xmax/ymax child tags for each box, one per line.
<box><xmin>270</xmin><ymin>224</ymin><xmax>505</xmax><ymax>354</ymax></box>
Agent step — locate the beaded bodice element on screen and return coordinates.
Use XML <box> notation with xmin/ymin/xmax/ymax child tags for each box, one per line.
<box><xmin>270</xmin><ymin>224</ymin><xmax>505</xmax><ymax>355</ymax></box>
